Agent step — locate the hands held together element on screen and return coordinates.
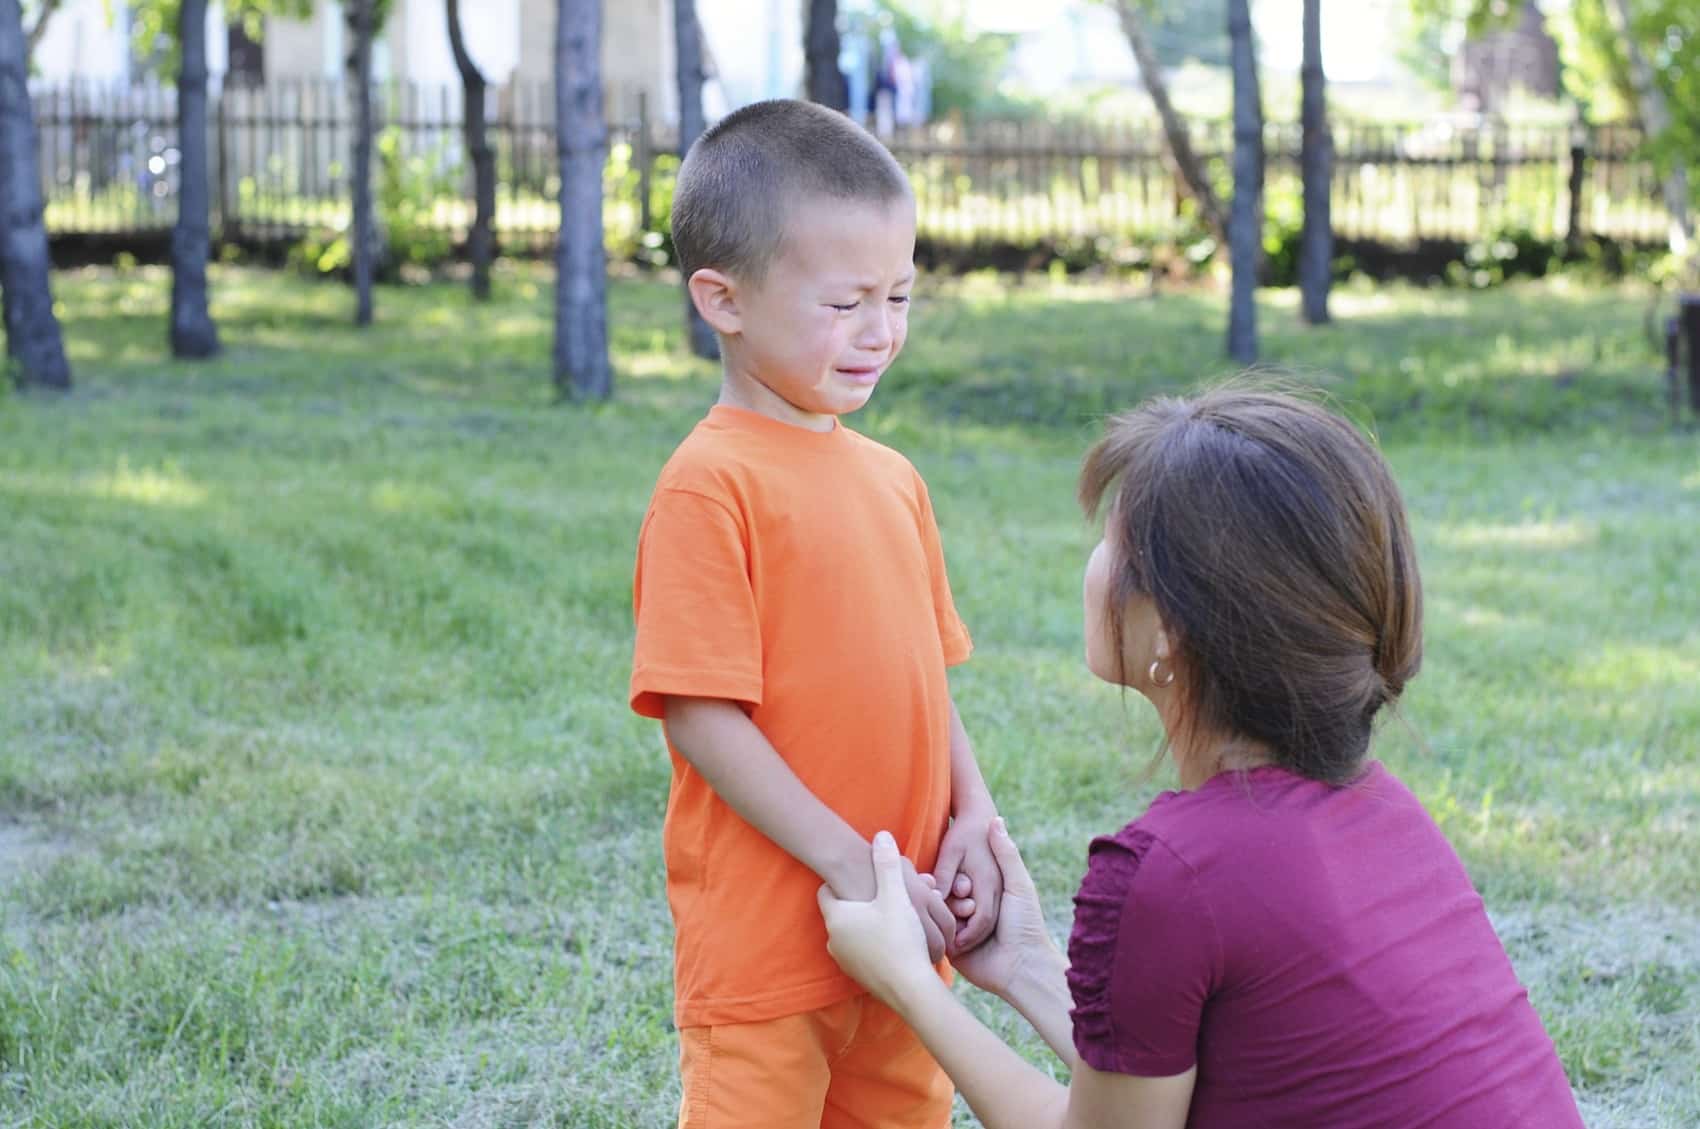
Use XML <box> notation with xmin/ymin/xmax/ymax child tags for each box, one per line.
<box><xmin>820</xmin><ymin>817</ymin><xmax>1055</xmax><ymax>1008</ymax></box>
<box><xmin>890</xmin><ymin>807</ymin><xmax>1006</xmax><ymax>963</ymax></box>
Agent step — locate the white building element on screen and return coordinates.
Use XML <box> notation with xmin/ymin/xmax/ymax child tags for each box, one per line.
<box><xmin>29</xmin><ymin>0</ymin><xmax>675</xmax><ymax>125</ymax></box>
<box><xmin>30</xmin><ymin>0</ymin><xmax>227</xmax><ymax>85</ymax></box>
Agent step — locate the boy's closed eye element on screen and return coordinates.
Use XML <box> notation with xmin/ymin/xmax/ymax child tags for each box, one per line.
<box><xmin>826</xmin><ymin>295</ymin><xmax>912</xmax><ymax>312</ymax></box>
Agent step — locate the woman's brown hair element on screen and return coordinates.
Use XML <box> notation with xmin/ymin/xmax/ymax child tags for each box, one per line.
<box><xmin>1079</xmin><ymin>386</ymin><xmax>1423</xmax><ymax>784</ymax></box>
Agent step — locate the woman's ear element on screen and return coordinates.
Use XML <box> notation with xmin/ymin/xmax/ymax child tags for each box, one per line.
<box><xmin>687</xmin><ymin>268</ymin><xmax>741</xmax><ymax>336</ymax></box>
<box><xmin>1153</xmin><ymin>623</ymin><xmax>1174</xmax><ymax>665</ymax></box>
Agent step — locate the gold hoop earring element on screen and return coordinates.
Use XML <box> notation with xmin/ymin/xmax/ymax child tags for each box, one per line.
<box><xmin>1149</xmin><ymin>659</ymin><xmax>1175</xmax><ymax>688</ymax></box>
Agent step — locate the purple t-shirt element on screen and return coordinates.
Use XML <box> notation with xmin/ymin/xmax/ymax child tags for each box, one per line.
<box><xmin>1066</xmin><ymin>762</ymin><xmax>1583</xmax><ymax>1129</ymax></box>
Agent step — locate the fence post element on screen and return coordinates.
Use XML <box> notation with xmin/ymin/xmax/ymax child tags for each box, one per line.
<box><xmin>636</xmin><ymin>90</ymin><xmax>653</xmax><ymax>235</ymax></box>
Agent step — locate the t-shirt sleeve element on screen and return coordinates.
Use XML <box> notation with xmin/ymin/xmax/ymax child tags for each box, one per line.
<box><xmin>1066</xmin><ymin>828</ymin><xmax>1219</xmax><ymax>1077</ymax></box>
<box><xmin>629</xmin><ymin>487</ymin><xmax>763</xmax><ymax>720</ymax></box>
<box><xmin>911</xmin><ymin>470</ymin><xmax>972</xmax><ymax>666</ymax></box>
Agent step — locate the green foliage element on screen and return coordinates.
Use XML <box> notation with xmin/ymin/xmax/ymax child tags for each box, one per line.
<box><xmin>1627</xmin><ymin>1</ymin><xmax>1700</xmax><ymax>196</ymax></box>
<box><xmin>1551</xmin><ymin>0</ymin><xmax>1700</xmax><ymax>216</ymax></box>
<box><xmin>1447</xmin><ymin>225</ymin><xmax>1557</xmax><ymax>287</ymax></box>
<box><xmin>116</xmin><ymin>0</ymin><xmax>314</xmax><ymax>78</ymax></box>
<box><xmin>859</xmin><ymin>1</ymin><xmax>1024</xmax><ymax>121</ymax></box>
<box><xmin>604</xmin><ymin>143</ymin><xmax>678</xmax><ymax>268</ymax></box>
<box><xmin>1262</xmin><ymin>183</ymin><xmax>1304</xmax><ymax>285</ymax></box>
<box><xmin>1553</xmin><ymin>0</ymin><xmax>1638</xmax><ymax>121</ymax></box>
<box><xmin>289</xmin><ymin>127</ymin><xmax>455</xmax><ymax>281</ymax></box>
<box><xmin>374</xmin><ymin>128</ymin><xmax>456</xmax><ymax>270</ymax></box>
<box><xmin>1140</xmin><ymin>0</ymin><xmax>1231</xmax><ymax>69</ymax></box>
<box><xmin>1084</xmin><ymin>0</ymin><xmax>1230</xmax><ymax>69</ymax></box>
<box><xmin>1396</xmin><ymin>6</ymin><xmax>1456</xmax><ymax>93</ymax></box>
<box><xmin>116</xmin><ymin>0</ymin><xmax>401</xmax><ymax>79</ymax></box>
<box><xmin>1405</xmin><ymin>0</ymin><xmax>1699</xmax><ymax>210</ymax></box>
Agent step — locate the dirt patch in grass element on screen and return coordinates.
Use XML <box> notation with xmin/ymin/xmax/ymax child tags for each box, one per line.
<box><xmin>1493</xmin><ymin>901</ymin><xmax>1700</xmax><ymax>1128</ymax></box>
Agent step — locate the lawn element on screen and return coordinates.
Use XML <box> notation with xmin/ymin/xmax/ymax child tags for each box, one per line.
<box><xmin>1</xmin><ymin>264</ymin><xmax>1697</xmax><ymax>1127</ymax></box>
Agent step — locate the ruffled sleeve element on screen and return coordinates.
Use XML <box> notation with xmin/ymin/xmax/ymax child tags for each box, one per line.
<box><xmin>1066</xmin><ymin>825</ymin><xmax>1218</xmax><ymax>1077</ymax></box>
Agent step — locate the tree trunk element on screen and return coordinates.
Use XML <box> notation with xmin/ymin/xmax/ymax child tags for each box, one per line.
<box><xmin>674</xmin><ymin>0</ymin><xmax>717</xmax><ymax>360</ymax></box>
<box><xmin>804</xmin><ymin>0</ymin><xmax>847</xmax><ymax>111</ymax></box>
<box><xmin>1226</xmin><ymin>0</ymin><xmax>1263</xmax><ymax>364</ymax></box>
<box><xmin>1564</xmin><ymin>117</ymin><xmax>1588</xmax><ymax>253</ymax></box>
<box><xmin>447</xmin><ymin>0</ymin><xmax>494</xmax><ymax>301</ymax></box>
<box><xmin>1603</xmin><ymin>0</ymin><xmax>1692</xmax><ymax>258</ymax></box>
<box><xmin>555</xmin><ymin>0</ymin><xmax>612</xmax><ymax>400</ymax></box>
<box><xmin>1114</xmin><ymin>0</ymin><xmax>1227</xmax><ymax>246</ymax></box>
<box><xmin>0</xmin><ymin>0</ymin><xmax>71</xmax><ymax>390</ymax></box>
<box><xmin>170</xmin><ymin>0</ymin><xmax>221</xmax><ymax>357</ymax></box>
<box><xmin>348</xmin><ymin>0</ymin><xmax>377</xmax><ymax>325</ymax></box>
<box><xmin>1298</xmin><ymin>0</ymin><xmax>1331</xmax><ymax>326</ymax></box>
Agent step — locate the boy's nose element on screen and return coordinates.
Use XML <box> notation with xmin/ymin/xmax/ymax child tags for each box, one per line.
<box><xmin>856</xmin><ymin>306</ymin><xmax>896</xmax><ymax>351</ymax></box>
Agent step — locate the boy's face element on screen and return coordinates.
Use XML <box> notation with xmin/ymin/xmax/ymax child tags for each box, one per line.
<box><xmin>714</xmin><ymin>195</ymin><xmax>917</xmax><ymax>426</ymax></box>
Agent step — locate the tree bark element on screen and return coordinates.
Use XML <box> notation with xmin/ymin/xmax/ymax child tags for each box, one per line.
<box><xmin>1226</xmin><ymin>0</ymin><xmax>1263</xmax><ymax>364</ymax></box>
<box><xmin>1114</xmin><ymin>0</ymin><xmax>1227</xmax><ymax>246</ymax></box>
<box><xmin>1603</xmin><ymin>0</ymin><xmax>1692</xmax><ymax>258</ymax></box>
<box><xmin>170</xmin><ymin>0</ymin><xmax>221</xmax><ymax>357</ymax></box>
<box><xmin>804</xmin><ymin>0</ymin><xmax>848</xmax><ymax>111</ymax></box>
<box><xmin>0</xmin><ymin>0</ymin><xmax>71</xmax><ymax>390</ymax></box>
<box><xmin>1565</xmin><ymin>118</ymin><xmax>1588</xmax><ymax>252</ymax></box>
<box><xmin>1298</xmin><ymin>0</ymin><xmax>1332</xmax><ymax>325</ymax></box>
<box><xmin>348</xmin><ymin>0</ymin><xmax>377</xmax><ymax>325</ymax></box>
<box><xmin>447</xmin><ymin>0</ymin><xmax>495</xmax><ymax>301</ymax></box>
<box><xmin>555</xmin><ymin>0</ymin><xmax>612</xmax><ymax>400</ymax></box>
<box><xmin>674</xmin><ymin>0</ymin><xmax>717</xmax><ymax>359</ymax></box>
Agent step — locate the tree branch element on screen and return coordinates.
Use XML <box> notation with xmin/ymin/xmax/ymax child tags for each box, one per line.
<box><xmin>25</xmin><ymin>0</ymin><xmax>64</xmax><ymax>57</ymax></box>
<box><xmin>1113</xmin><ymin>0</ymin><xmax>1228</xmax><ymax>245</ymax></box>
<box><xmin>445</xmin><ymin>0</ymin><xmax>484</xmax><ymax>87</ymax></box>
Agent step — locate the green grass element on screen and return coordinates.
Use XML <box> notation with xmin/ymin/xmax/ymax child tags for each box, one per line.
<box><xmin>2</xmin><ymin>264</ymin><xmax>1697</xmax><ymax>1127</ymax></box>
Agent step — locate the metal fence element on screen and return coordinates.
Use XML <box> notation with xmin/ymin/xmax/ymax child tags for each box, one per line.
<box><xmin>34</xmin><ymin>77</ymin><xmax>1677</xmax><ymax>257</ymax></box>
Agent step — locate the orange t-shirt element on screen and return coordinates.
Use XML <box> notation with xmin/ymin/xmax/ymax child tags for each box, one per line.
<box><xmin>630</xmin><ymin>405</ymin><xmax>972</xmax><ymax>1028</ymax></box>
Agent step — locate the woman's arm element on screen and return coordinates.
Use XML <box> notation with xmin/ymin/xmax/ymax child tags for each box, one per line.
<box><xmin>893</xmin><ymin>972</ymin><xmax>1072</xmax><ymax>1127</ymax></box>
<box><xmin>820</xmin><ymin>830</ymin><xmax>1197</xmax><ymax>1129</ymax></box>
<box><xmin>999</xmin><ymin>941</ymin><xmax>1079</xmax><ymax>1069</ymax></box>
<box><xmin>898</xmin><ymin>971</ymin><xmax>1195</xmax><ymax>1129</ymax></box>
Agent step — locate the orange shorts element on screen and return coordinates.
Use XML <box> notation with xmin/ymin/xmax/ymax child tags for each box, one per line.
<box><xmin>677</xmin><ymin>993</ymin><xmax>953</xmax><ymax>1129</ymax></box>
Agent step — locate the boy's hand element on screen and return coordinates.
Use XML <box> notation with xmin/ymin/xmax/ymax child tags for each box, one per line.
<box><xmin>932</xmin><ymin>810</ymin><xmax>1003</xmax><ymax>955</ymax></box>
<box><xmin>901</xmin><ymin>854</ymin><xmax>957</xmax><ymax>963</ymax></box>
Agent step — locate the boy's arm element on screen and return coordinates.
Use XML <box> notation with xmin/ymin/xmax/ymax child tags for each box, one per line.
<box><xmin>662</xmin><ymin>695</ymin><xmax>957</xmax><ymax>958</ymax></box>
<box><xmin>947</xmin><ymin>698</ymin><xmax>996</xmax><ymax>821</ymax></box>
<box><xmin>664</xmin><ymin>694</ymin><xmax>874</xmax><ymax>898</ymax></box>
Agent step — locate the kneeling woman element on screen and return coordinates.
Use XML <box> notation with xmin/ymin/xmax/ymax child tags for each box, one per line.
<box><xmin>820</xmin><ymin>388</ymin><xmax>1584</xmax><ymax>1129</ymax></box>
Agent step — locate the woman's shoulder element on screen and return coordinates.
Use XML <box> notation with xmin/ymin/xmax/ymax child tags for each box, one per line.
<box><xmin>1075</xmin><ymin>818</ymin><xmax>1202</xmax><ymax>924</ymax></box>
<box><xmin>1068</xmin><ymin>815</ymin><xmax>1223</xmax><ymax>1071</ymax></box>
<box><xmin>1092</xmin><ymin>762</ymin><xmax>1431</xmax><ymax>890</ymax></box>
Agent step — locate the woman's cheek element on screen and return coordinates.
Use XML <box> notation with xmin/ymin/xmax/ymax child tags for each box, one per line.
<box><xmin>1082</xmin><ymin>541</ymin><xmax>1126</xmax><ymax>684</ymax></box>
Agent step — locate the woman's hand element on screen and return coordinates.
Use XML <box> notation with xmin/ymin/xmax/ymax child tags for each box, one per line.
<box><xmin>818</xmin><ymin>831</ymin><xmax>942</xmax><ymax>1009</ymax></box>
<box><xmin>948</xmin><ymin>818</ymin><xmax>1058</xmax><ymax>1000</ymax></box>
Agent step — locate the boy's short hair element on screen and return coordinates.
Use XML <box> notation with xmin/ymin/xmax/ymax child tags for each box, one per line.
<box><xmin>672</xmin><ymin>99</ymin><xmax>913</xmax><ymax>283</ymax></box>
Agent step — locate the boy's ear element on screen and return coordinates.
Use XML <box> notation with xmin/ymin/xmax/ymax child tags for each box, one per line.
<box><xmin>687</xmin><ymin>268</ymin><xmax>741</xmax><ymax>336</ymax></box>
